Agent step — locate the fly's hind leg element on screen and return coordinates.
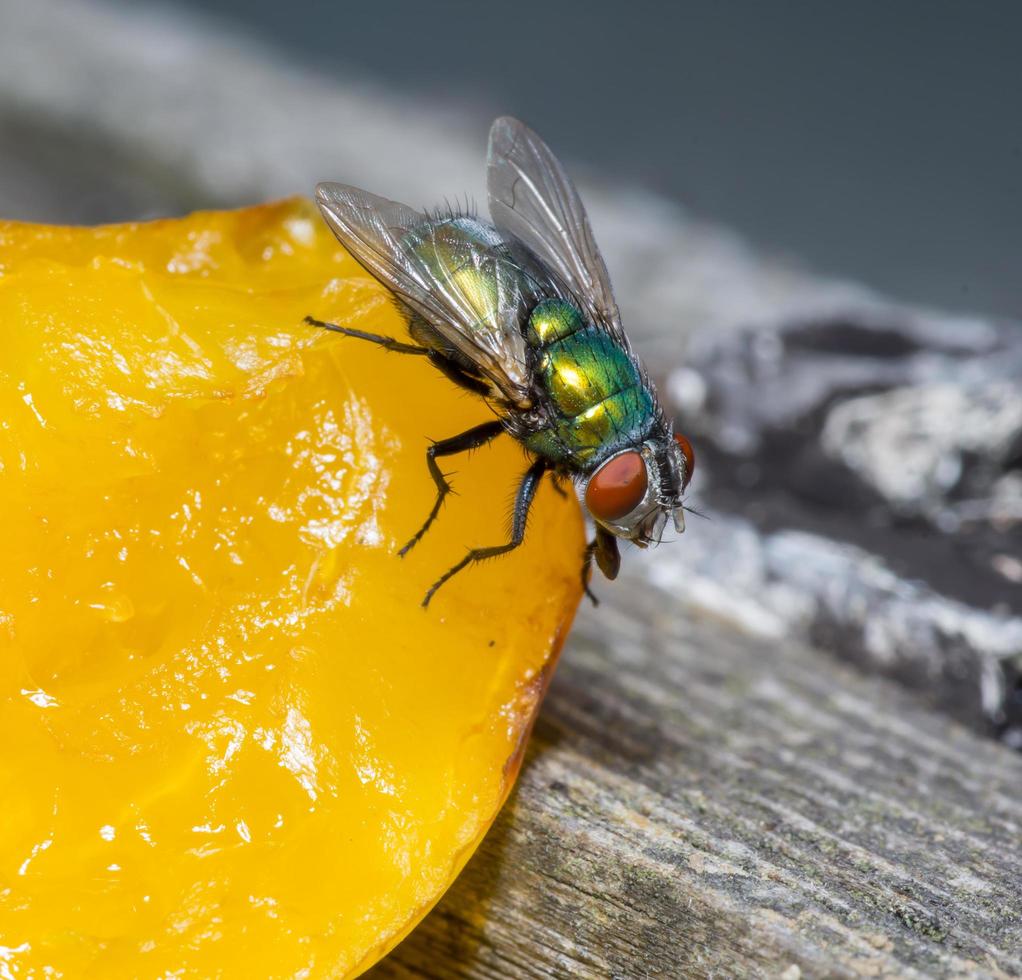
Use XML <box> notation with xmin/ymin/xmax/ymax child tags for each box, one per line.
<box><xmin>400</xmin><ymin>420</ymin><xmax>506</xmax><ymax>558</ymax></box>
<box><xmin>423</xmin><ymin>458</ymin><xmax>547</xmax><ymax>608</ymax></box>
<box><xmin>424</xmin><ymin>352</ymin><xmax>491</xmax><ymax>396</ymax></box>
<box><xmin>305</xmin><ymin>315</ymin><xmax>430</xmax><ymax>355</ymax></box>
<box><xmin>306</xmin><ymin>316</ymin><xmax>491</xmax><ymax>396</ymax></box>
<box><xmin>306</xmin><ymin>314</ymin><xmax>505</xmax><ymax>559</ymax></box>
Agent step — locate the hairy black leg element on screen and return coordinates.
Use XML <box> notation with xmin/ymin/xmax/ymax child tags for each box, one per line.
<box><xmin>306</xmin><ymin>316</ymin><xmax>493</xmax><ymax>398</ymax></box>
<box><xmin>422</xmin><ymin>458</ymin><xmax>547</xmax><ymax>609</ymax></box>
<box><xmin>426</xmin><ymin>351</ymin><xmax>491</xmax><ymax>397</ymax></box>
<box><xmin>304</xmin><ymin>315</ymin><xmax>429</xmax><ymax>355</ymax></box>
<box><xmin>400</xmin><ymin>420</ymin><xmax>505</xmax><ymax>558</ymax></box>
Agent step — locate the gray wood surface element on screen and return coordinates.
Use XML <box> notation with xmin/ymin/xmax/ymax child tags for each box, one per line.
<box><xmin>371</xmin><ymin>570</ymin><xmax>1022</xmax><ymax>979</ymax></box>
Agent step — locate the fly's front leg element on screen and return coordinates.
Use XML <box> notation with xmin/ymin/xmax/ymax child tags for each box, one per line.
<box><xmin>400</xmin><ymin>420</ymin><xmax>505</xmax><ymax>558</ymax></box>
<box><xmin>423</xmin><ymin>458</ymin><xmax>547</xmax><ymax>609</ymax></box>
<box><xmin>594</xmin><ymin>525</ymin><xmax>621</xmax><ymax>581</ymax></box>
<box><xmin>581</xmin><ymin>539</ymin><xmax>600</xmax><ymax>606</ymax></box>
<box><xmin>305</xmin><ymin>315</ymin><xmax>430</xmax><ymax>355</ymax></box>
<box><xmin>580</xmin><ymin>525</ymin><xmax>620</xmax><ymax>607</ymax></box>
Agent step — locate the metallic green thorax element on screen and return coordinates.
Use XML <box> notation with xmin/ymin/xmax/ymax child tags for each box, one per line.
<box><xmin>524</xmin><ymin>299</ymin><xmax>654</xmax><ymax>468</ymax></box>
<box><xmin>400</xmin><ymin>218</ymin><xmax>655</xmax><ymax>470</ymax></box>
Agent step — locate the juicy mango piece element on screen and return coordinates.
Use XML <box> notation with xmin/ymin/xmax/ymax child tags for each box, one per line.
<box><xmin>0</xmin><ymin>199</ymin><xmax>583</xmax><ymax>976</ymax></box>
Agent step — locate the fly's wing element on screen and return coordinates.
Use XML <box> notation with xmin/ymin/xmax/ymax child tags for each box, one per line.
<box><xmin>486</xmin><ymin>116</ymin><xmax>623</xmax><ymax>338</ymax></box>
<box><xmin>316</xmin><ymin>182</ymin><xmax>533</xmax><ymax>406</ymax></box>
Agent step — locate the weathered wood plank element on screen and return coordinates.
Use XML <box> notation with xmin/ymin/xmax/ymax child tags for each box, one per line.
<box><xmin>371</xmin><ymin>572</ymin><xmax>1022</xmax><ymax>978</ymax></box>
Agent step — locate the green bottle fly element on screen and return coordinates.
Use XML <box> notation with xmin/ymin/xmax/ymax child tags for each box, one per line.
<box><xmin>308</xmin><ymin>117</ymin><xmax>695</xmax><ymax>607</ymax></box>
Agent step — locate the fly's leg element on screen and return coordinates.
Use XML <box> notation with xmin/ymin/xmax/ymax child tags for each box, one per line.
<box><xmin>400</xmin><ymin>420</ymin><xmax>506</xmax><ymax>558</ymax></box>
<box><xmin>306</xmin><ymin>315</ymin><xmax>492</xmax><ymax>396</ymax></box>
<box><xmin>308</xmin><ymin>314</ymin><xmax>503</xmax><ymax>555</ymax></box>
<box><xmin>305</xmin><ymin>315</ymin><xmax>430</xmax><ymax>355</ymax></box>
<box><xmin>425</xmin><ymin>352</ymin><xmax>492</xmax><ymax>396</ymax></box>
<box><xmin>550</xmin><ymin>474</ymin><xmax>571</xmax><ymax>499</ymax></box>
<box><xmin>595</xmin><ymin>525</ymin><xmax>621</xmax><ymax>580</ymax></box>
<box><xmin>580</xmin><ymin>525</ymin><xmax>620</xmax><ymax>607</ymax></box>
<box><xmin>581</xmin><ymin>539</ymin><xmax>600</xmax><ymax>606</ymax></box>
<box><xmin>422</xmin><ymin>458</ymin><xmax>547</xmax><ymax>609</ymax></box>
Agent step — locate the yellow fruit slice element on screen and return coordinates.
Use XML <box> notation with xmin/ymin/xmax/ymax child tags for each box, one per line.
<box><xmin>0</xmin><ymin>199</ymin><xmax>582</xmax><ymax>977</ymax></box>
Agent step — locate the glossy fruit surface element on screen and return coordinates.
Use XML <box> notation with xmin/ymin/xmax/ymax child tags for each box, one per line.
<box><xmin>0</xmin><ymin>199</ymin><xmax>582</xmax><ymax>977</ymax></box>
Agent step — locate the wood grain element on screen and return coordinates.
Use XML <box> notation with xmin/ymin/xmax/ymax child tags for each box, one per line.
<box><xmin>370</xmin><ymin>569</ymin><xmax>1022</xmax><ymax>979</ymax></box>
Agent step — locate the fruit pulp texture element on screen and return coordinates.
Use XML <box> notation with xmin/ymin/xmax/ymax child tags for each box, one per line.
<box><xmin>0</xmin><ymin>199</ymin><xmax>583</xmax><ymax>976</ymax></box>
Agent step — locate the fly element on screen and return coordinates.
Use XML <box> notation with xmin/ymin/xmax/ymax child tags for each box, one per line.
<box><xmin>307</xmin><ymin>117</ymin><xmax>695</xmax><ymax>608</ymax></box>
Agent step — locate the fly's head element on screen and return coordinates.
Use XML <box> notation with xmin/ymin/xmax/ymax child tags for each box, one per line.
<box><xmin>582</xmin><ymin>432</ymin><xmax>695</xmax><ymax>548</ymax></box>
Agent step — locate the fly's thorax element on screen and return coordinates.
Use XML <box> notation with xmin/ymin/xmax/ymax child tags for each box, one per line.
<box><xmin>526</xmin><ymin>298</ymin><xmax>585</xmax><ymax>346</ymax></box>
<box><xmin>522</xmin><ymin>383</ymin><xmax>655</xmax><ymax>467</ymax></box>
<box><xmin>522</xmin><ymin>299</ymin><xmax>656</xmax><ymax>468</ymax></box>
<box><xmin>539</xmin><ymin>329</ymin><xmax>641</xmax><ymax>418</ymax></box>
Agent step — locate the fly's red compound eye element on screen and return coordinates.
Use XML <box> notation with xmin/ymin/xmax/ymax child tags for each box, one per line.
<box><xmin>585</xmin><ymin>451</ymin><xmax>648</xmax><ymax>522</ymax></box>
<box><xmin>674</xmin><ymin>433</ymin><xmax>695</xmax><ymax>488</ymax></box>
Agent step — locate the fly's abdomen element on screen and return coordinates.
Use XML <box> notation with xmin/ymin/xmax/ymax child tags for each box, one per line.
<box><xmin>404</xmin><ymin>216</ymin><xmax>542</xmax><ymax>348</ymax></box>
<box><xmin>401</xmin><ymin>216</ymin><xmax>539</xmax><ymax>397</ymax></box>
<box><xmin>524</xmin><ymin>300</ymin><xmax>654</xmax><ymax>467</ymax></box>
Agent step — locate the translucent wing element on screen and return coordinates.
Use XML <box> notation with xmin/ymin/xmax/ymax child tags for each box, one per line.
<box><xmin>316</xmin><ymin>182</ymin><xmax>534</xmax><ymax>406</ymax></box>
<box><xmin>487</xmin><ymin>116</ymin><xmax>622</xmax><ymax>335</ymax></box>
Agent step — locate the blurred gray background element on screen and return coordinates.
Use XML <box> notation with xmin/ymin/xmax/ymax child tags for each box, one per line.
<box><xmin>12</xmin><ymin>0</ymin><xmax>1020</xmax><ymax>322</ymax></box>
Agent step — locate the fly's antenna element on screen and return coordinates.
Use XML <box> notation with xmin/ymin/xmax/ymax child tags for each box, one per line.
<box><xmin>681</xmin><ymin>504</ymin><xmax>710</xmax><ymax>521</ymax></box>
